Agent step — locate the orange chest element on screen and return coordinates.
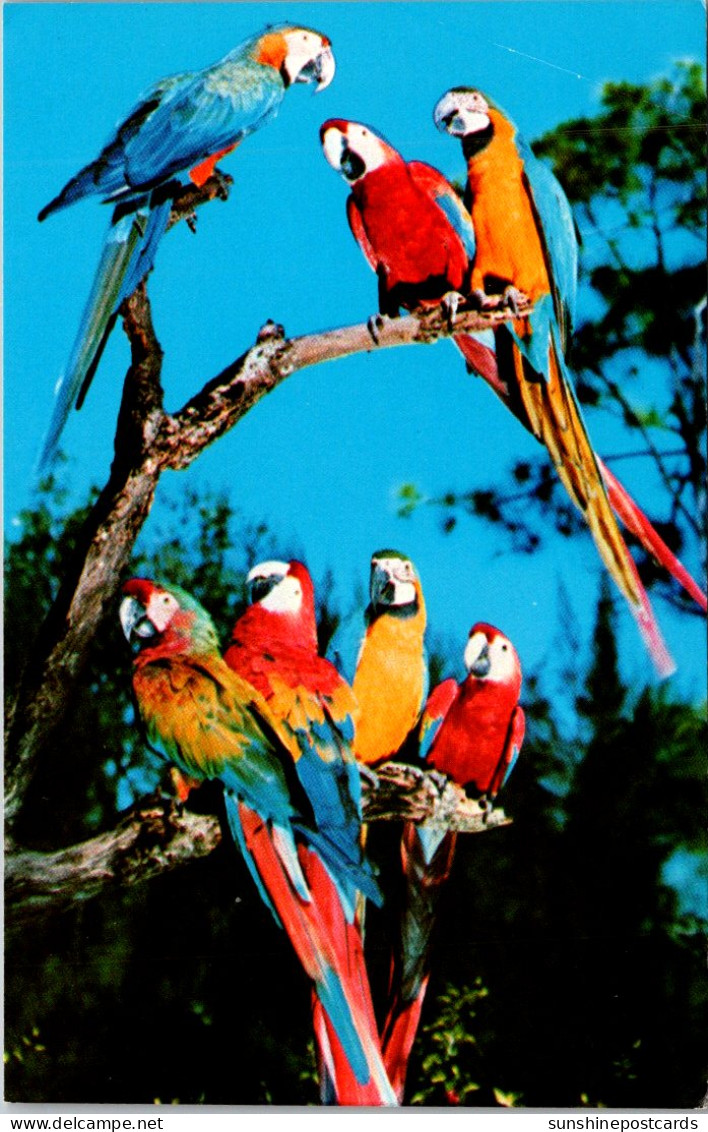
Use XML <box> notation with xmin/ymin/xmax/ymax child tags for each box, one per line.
<box><xmin>467</xmin><ymin>149</ymin><xmax>550</xmax><ymax>301</ymax></box>
<box><xmin>352</xmin><ymin>616</ymin><xmax>426</xmax><ymax>765</ymax></box>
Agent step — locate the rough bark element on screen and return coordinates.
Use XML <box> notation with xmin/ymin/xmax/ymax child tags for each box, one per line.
<box><xmin>5</xmin><ymin>763</ymin><xmax>510</xmax><ymax>931</ymax></box>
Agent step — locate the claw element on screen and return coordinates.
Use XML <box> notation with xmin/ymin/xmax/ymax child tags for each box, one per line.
<box><xmin>441</xmin><ymin>290</ymin><xmax>464</xmax><ymax>331</ymax></box>
<box><xmin>367</xmin><ymin>313</ymin><xmax>386</xmax><ymax>345</ymax></box>
<box><xmin>186</xmin><ymin>211</ymin><xmax>198</xmax><ymax>234</ymax></box>
<box><xmin>358</xmin><ymin>763</ymin><xmax>380</xmax><ymax>790</ymax></box>
<box><xmin>500</xmin><ymin>285</ymin><xmax>527</xmax><ymax>315</ymax></box>
<box><xmin>213</xmin><ymin>168</ymin><xmax>232</xmax><ymax>201</ymax></box>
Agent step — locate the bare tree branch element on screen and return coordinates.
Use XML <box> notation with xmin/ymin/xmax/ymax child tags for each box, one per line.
<box><xmin>5</xmin><ymin>763</ymin><xmax>510</xmax><ymax>931</ymax></box>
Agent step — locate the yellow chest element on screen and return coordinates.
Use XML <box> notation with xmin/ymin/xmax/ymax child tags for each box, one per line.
<box><xmin>352</xmin><ymin>614</ymin><xmax>426</xmax><ymax>765</ymax></box>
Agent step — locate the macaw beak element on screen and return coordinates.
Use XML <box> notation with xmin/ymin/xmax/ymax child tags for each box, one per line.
<box><xmin>321</xmin><ymin>124</ymin><xmax>366</xmax><ymax>182</ymax></box>
<box><xmin>249</xmin><ymin>574</ymin><xmax>283</xmax><ymax>604</ymax></box>
<box><xmin>299</xmin><ymin>44</ymin><xmax>335</xmax><ymax>92</ymax></box>
<box><xmin>321</xmin><ymin>123</ymin><xmax>346</xmax><ymax>170</ymax></box>
<box><xmin>119</xmin><ymin>595</ymin><xmax>155</xmax><ymax>643</ymax></box>
<box><xmin>469</xmin><ymin>641</ymin><xmax>491</xmax><ymax>678</ymax></box>
<box><xmin>370</xmin><ymin>562</ymin><xmax>395</xmax><ymax>609</ymax></box>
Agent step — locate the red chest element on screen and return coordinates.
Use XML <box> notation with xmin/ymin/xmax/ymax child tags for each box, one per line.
<box><xmin>353</xmin><ymin>166</ymin><xmax>468</xmax><ymax>294</ymax></box>
<box><xmin>427</xmin><ymin>680</ymin><xmax>516</xmax><ymax>793</ymax></box>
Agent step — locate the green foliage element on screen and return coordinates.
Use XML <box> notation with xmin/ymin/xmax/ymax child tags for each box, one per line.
<box><xmin>5</xmin><ymin>483</ymin><xmax>706</xmax><ymax>1106</ymax></box>
<box><xmin>409</xmin><ymin>980</ymin><xmax>522</xmax><ymax>1106</ymax></box>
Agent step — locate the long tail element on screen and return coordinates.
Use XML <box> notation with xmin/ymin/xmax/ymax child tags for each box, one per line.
<box><xmin>232</xmin><ymin>799</ymin><xmax>396</xmax><ymax>1106</ymax></box>
<box><xmin>38</xmin><ymin>197</ymin><xmax>171</xmax><ymax>471</ymax></box>
<box><xmin>381</xmin><ymin>823</ymin><xmax>458</xmax><ymax>1103</ymax></box>
<box><xmin>599</xmin><ymin>461</ymin><xmax>707</xmax><ymax>612</ymax></box>
<box><xmin>454</xmin><ymin>332</ymin><xmax>706</xmax><ymax>646</ymax></box>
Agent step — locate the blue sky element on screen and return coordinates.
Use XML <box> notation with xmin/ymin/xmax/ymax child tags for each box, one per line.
<box><xmin>4</xmin><ymin>0</ymin><xmax>706</xmax><ymax>699</ymax></box>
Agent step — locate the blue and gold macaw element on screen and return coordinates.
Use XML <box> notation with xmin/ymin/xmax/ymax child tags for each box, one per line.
<box><xmin>433</xmin><ymin>88</ymin><xmax>708</xmax><ymax>674</ymax></box>
<box><xmin>38</xmin><ymin>26</ymin><xmax>334</xmax><ymax>468</ymax></box>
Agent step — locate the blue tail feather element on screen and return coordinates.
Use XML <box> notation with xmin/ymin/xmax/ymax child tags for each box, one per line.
<box><xmin>38</xmin><ymin>197</ymin><xmax>171</xmax><ymax>472</ymax></box>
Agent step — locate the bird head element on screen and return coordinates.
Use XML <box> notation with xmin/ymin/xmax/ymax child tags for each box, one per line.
<box><xmin>120</xmin><ymin>579</ymin><xmax>219</xmax><ymax>655</ymax></box>
<box><xmin>433</xmin><ymin>88</ymin><xmax>493</xmax><ymax>145</ymax></box>
<box><xmin>368</xmin><ymin>550</ymin><xmax>424</xmax><ymax>619</ymax></box>
<box><xmin>244</xmin><ymin>558</ymin><xmax>318</xmax><ymax>648</ymax></box>
<box><xmin>464</xmin><ymin>622</ymin><xmax>521</xmax><ymax>690</ymax></box>
<box><xmin>256</xmin><ymin>27</ymin><xmax>335</xmax><ymax>91</ymax></box>
<box><xmin>320</xmin><ymin>119</ymin><xmax>400</xmax><ymax>184</ymax></box>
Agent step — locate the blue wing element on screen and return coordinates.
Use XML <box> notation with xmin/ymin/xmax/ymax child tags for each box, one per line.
<box><xmin>516</xmin><ymin>134</ymin><xmax>578</xmax><ymax>351</ymax></box>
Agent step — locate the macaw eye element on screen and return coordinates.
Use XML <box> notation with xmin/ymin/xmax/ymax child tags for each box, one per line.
<box><xmin>501</xmin><ymin>643</ymin><xmax>508</xmax><ymax>651</ymax></box>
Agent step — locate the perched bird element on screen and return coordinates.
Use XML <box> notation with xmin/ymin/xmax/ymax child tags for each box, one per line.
<box><xmin>432</xmin><ymin>87</ymin><xmax>708</xmax><ymax>673</ymax></box>
<box><xmin>382</xmin><ymin>623</ymin><xmax>525</xmax><ymax>1102</ymax></box>
<box><xmin>38</xmin><ymin>26</ymin><xmax>335</xmax><ymax>469</ymax></box>
<box><xmin>351</xmin><ymin>550</ymin><xmax>428</xmax><ymax>768</ymax></box>
<box><xmin>223</xmin><ymin>559</ymin><xmax>396</xmax><ymax>1106</ymax></box>
<box><xmin>120</xmin><ymin>576</ymin><xmax>395</xmax><ymax>1107</ymax></box>
<box><xmin>321</xmin><ymin>116</ymin><xmax>705</xmax><ymax>673</ymax></box>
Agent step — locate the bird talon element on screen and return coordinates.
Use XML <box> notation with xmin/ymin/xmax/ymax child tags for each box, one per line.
<box><xmin>367</xmin><ymin>314</ymin><xmax>386</xmax><ymax>345</ymax></box>
<box><xmin>358</xmin><ymin>764</ymin><xmax>380</xmax><ymax>790</ymax></box>
<box><xmin>186</xmin><ymin>211</ymin><xmax>198</xmax><ymax>234</ymax></box>
<box><xmin>441</xmin><ymin>290</ymin><xmax>464</xmax><ymax>332</ymax></box>
<box><xmin>500</xmin><ymin>286</ymin><xmax>527</xmax><ymax>315</ymax></box>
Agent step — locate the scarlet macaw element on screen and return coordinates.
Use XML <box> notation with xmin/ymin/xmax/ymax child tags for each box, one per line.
<box><xmin>382</xmin><ymin>623</ymin><xmax>525</xmax><ymax>1103</ymax></box>
<box><xmin>38</xmin><ymin>26</ymin><xmax>335</xmax><ymax>469</ymax></box>
<box><xmin>351</xmin><ymin>551</ymin><xmax>428</xmax><ymax>768</ymax></box>
<box><xmin>223</xmin><ymin>559</ymin><xmax>396</xmax><ymax>1106</ymax></box>
<box><xmin>120</xmin><ymin>576</ymin><xmax>395</xmax><ymax>1107</ymax></box>
<box><xmin>321</xmin><ymin>116</ymin><xmax>706</xmax><ymax>674</ymax></box>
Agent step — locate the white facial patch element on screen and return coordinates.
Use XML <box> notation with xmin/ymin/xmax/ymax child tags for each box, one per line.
<box><xmin>283</xmin><ymin>30</ymin><xmax>335</xmax><ymax>90</ymax></box>
<box><xmin>247</xmin><ymin>560</ymin><xmax>290</xmax><ymax>585</ymax></box>
<box><xmin>344</xmin><ymin>123</ymin><xmax>389</xmax><ymax>174</ymax></box>
<box><xmin>372</xmin><ymin>557</ymin><xmax>417</xmax><ymax>607</ymax></box>
<box><xmin>435</xmin><ymin>90</ymin><xmax>491</xmax><ymax>137</ymax></box>
<box><xmin>465</xmin><ymin>629</ymin><xmax>517</xmax><ymax>682</ymax></box>
<box><xmin>259</xmin><ymin>573</ymin><xmax>303</xmax><ymax>614</ymax></box>
<box><xmin>146</xmin><ymin>590</ymin><xmax>180</xmax><ymax>633</ymax></box>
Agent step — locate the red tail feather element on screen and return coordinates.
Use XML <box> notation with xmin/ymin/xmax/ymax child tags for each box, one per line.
<box><xmin>599</xmin><ymin>460</ymin><xmax>707</xmax><ymax>612</ymax></box>
<box><xmin>238</xmin><ymin>804</ymin><xmax>395</xmax><ymax>1105</ymax></box>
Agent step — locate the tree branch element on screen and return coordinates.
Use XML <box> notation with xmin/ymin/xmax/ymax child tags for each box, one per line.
<box><xmin>5</xmin><ymin>763</ymin><xmax>510</xmax><ymax>931</ymax></box>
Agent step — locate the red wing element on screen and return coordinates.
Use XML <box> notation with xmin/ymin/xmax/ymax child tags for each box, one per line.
<box><xmin>347</xmin><ymin>195</ymin><xmax>379</xmax><ymax>271</ymax></box>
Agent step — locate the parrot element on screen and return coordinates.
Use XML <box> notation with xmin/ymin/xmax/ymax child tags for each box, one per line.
<box><xmin>38</xmin><ymin>25</ymin><xmax>335</xmax><ymax>470</ymax></box>
<box><xmin>432</xmin><ymin>88</ymin><xmax>708</xmax><ymax>672</ymax></box>
<box><xmin>222</xmin><ymin>559</ymin><xmax>396</xmax><ymax>1106</ymax></box>
<box><xmin>321</xmin><ymin>116</ymin><xmax>706</xmax><ymax>675</ymax></box>
<box><xmin>381</xmin><ymin>622</ymin><xmax>525</xmax><ymax>1102</ymax></box>
<box><xmin>350</xmin><ymin>550</ymin><xmax>428</xmax><ymax>768</ymax></box>
<box><xmin>120</xmin><ymin>576</ymin><xmax>396</xmax><ymax>1107</ymax></box>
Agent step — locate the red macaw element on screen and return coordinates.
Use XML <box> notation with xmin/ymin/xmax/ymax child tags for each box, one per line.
<box><xmin>223</xmin><ymin>559</ymin><xmax>396</xmax><ymax>1106</ymax></box>
<box><xmin>351</xmin><ymin>551</ymin><xmax>428</xmax><ymax>768</ymax></box>
<box><xmin>382</xmin><ymin>623</ymin><xmax>525</xmax><ymax>1103</ymax></box>
<box><xmin>433</xmin><ymin>88</ymin><xmax>707</xmax><ymax>672</ymax></box>
<box><xmin>38</xmin><ymin>26</ymin><xmax>335</xmax><ymax>469</ymax></box>
<box><xmin>321</xmin><ymin>117</ymin><xmax>706</xmax><ymax>676</ymax></box>
<box><xmin>120</xmin><ymin>575</ymin><xmax>395</xmax><ymax>1107</ymax></box>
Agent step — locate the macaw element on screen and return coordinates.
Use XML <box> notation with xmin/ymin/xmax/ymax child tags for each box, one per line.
<box><xmin>222</xmin><ymin>559</ymin><xmax>396</xmax><ymax>1106</ymax></box>
<box><xmin>351</xmin><ymin>551</ymin><xmax>428</xmax><ymax>768</ymax></box>
<box><xmin>382</xmin><ymin>622</ymin><xmax>525</xmax><ymax>1103</ymax></box>
<box><xmin>321</xmin><ymin>117</ymin><xmax>706</xmax><ymax>676</ymax></box>
<box><xmin>38</xmin><ymin>26</ymin><xmax>335</xmax><ymax>470</ymax></box>
<box><xmin>433</xmin><ymin>88</ymin><xmax>708</xmax><ymax>672</ymax></box>
<box><xmin>120</xmin><ymin>576</ymin><xmax>395</xmax><ymax>1107</ymax></box>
